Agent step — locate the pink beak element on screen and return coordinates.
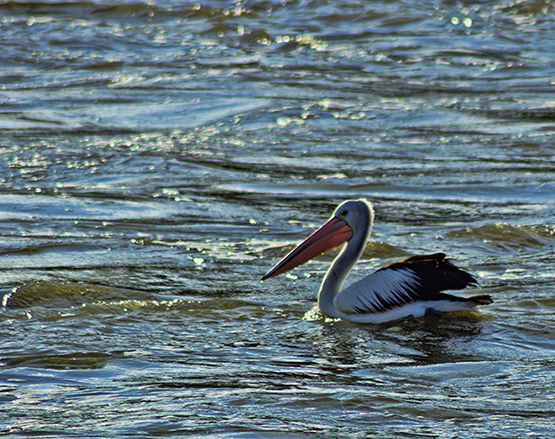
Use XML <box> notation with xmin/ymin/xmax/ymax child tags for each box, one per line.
<box><xmin>262</xmin><ymin>216</ymin><xmax>353</xmax><ymax>280</ymax></box>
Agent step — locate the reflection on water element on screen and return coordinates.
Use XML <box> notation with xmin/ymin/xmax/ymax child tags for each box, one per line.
<box><xmin>1</xmin><ymin>0</ymin><xmax>555</xmax><ymax>437</ymax></box>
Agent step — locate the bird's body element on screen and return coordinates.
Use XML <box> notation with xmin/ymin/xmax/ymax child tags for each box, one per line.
<box><xmin>262</xmin><ymin>199</ymin><xmax>492</xmax><ymax>323</ymax></box>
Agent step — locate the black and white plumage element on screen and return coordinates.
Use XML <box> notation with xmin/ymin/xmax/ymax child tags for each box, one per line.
<box><xmin>262</xmin><ymin>199</ymin><xmax>492</xmax><ymax>324</ymax></box>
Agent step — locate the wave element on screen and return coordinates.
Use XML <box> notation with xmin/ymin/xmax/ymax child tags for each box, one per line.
<box><xmin>447</xmin><ymin>223</ymin><xmax>555</xmax><ymax>253</ymax></box>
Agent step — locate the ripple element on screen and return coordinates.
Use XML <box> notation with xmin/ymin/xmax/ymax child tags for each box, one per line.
<box><xmin>4</xmin><ymin>281</ymin><xmax>154</xmax><ymax>308</ymax></box>
<box><xmin>447</xmin><ymin>223</ymin><xmax>555</xmax><ymax>252</ymax></box>
<box><xmin>2</xmin><ymin>0</ymin><xmax>555</xmax><ymax>437</ymax></box>
<box><xmin>2</xmin><ymin>351</ymin><xmax>111</xmax><ymax>369</ymax></box>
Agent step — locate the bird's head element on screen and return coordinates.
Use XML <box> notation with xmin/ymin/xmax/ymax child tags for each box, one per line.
<box><xmin>261</xmin><ymin>199</ymin><xmax>374</xmax><ymax>281</ymax></box>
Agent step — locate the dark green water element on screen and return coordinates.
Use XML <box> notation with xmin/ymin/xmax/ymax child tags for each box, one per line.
<box><xmin>1</xmin><ymin>0</ymin><xmax>555</xmax><ymax>437</ymax></box>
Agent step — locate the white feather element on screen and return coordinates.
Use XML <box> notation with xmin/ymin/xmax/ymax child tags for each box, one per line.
<box><xmin>335</xmin><ymin>300</ymin><xmax>484</xmax><ymax>324</ymax></box>
<box><xmin>334</xmin><ymin>267</ymin><xmax>421</xmax><ymax>314</ymax></box>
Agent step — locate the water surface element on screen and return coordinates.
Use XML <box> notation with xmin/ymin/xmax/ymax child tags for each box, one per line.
<box><xmin>1</xmin><ymin>0</ymin><xmax>555</xmax><ymax>437</ymax></box>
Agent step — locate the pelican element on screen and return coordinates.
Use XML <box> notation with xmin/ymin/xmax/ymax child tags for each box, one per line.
<box><xmin>262</xmin><ymin>199</ymin><xmax>492</xmax><ymax>323</ymax></box>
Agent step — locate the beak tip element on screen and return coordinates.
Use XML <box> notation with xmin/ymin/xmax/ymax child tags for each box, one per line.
<box><xmin>261</xmin><ymin>270</ymin><xmax>275</xmax><ymax>281</ymax></box>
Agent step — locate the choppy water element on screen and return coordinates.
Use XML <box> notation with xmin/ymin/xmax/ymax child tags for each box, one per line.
<box><xmin>1</xmin><ymin>0</ymin><xmax>555</xmax><ymax>437</ymax></box>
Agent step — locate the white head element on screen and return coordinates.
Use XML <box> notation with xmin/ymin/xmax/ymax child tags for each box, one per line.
<box><xmin>262</xmin><ymin>199</ymin><xmax>374</xmax><ymax>280</ymax></box>
<box><xmin>332</xmin><ymin>199</ymin><xmax>374</xmax><ymax>236</ymax></box>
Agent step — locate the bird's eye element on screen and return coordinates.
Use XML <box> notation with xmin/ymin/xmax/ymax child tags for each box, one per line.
<box><xmin>339</xmin><ymin>209</ymin><xmax>348</xmax><ymax>218</ymax></box>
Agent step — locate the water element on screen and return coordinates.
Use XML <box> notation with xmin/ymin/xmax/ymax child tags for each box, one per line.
<box><xmin>1</xmin><ymin>0</ymin><xmax>555</xmax><ymax>437</ymax></box>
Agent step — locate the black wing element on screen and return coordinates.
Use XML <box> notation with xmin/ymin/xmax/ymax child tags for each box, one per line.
<box><xmin>334</xmin><ymin>253</ymin><xmax>486</xmax><ymax>315</ymax></box>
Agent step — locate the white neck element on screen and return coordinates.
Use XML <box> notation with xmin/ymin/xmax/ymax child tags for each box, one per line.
<box><xmin>317</xmin><ymin>214</ymin><xmax>371</xmax><ymax>318</ymax></box>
